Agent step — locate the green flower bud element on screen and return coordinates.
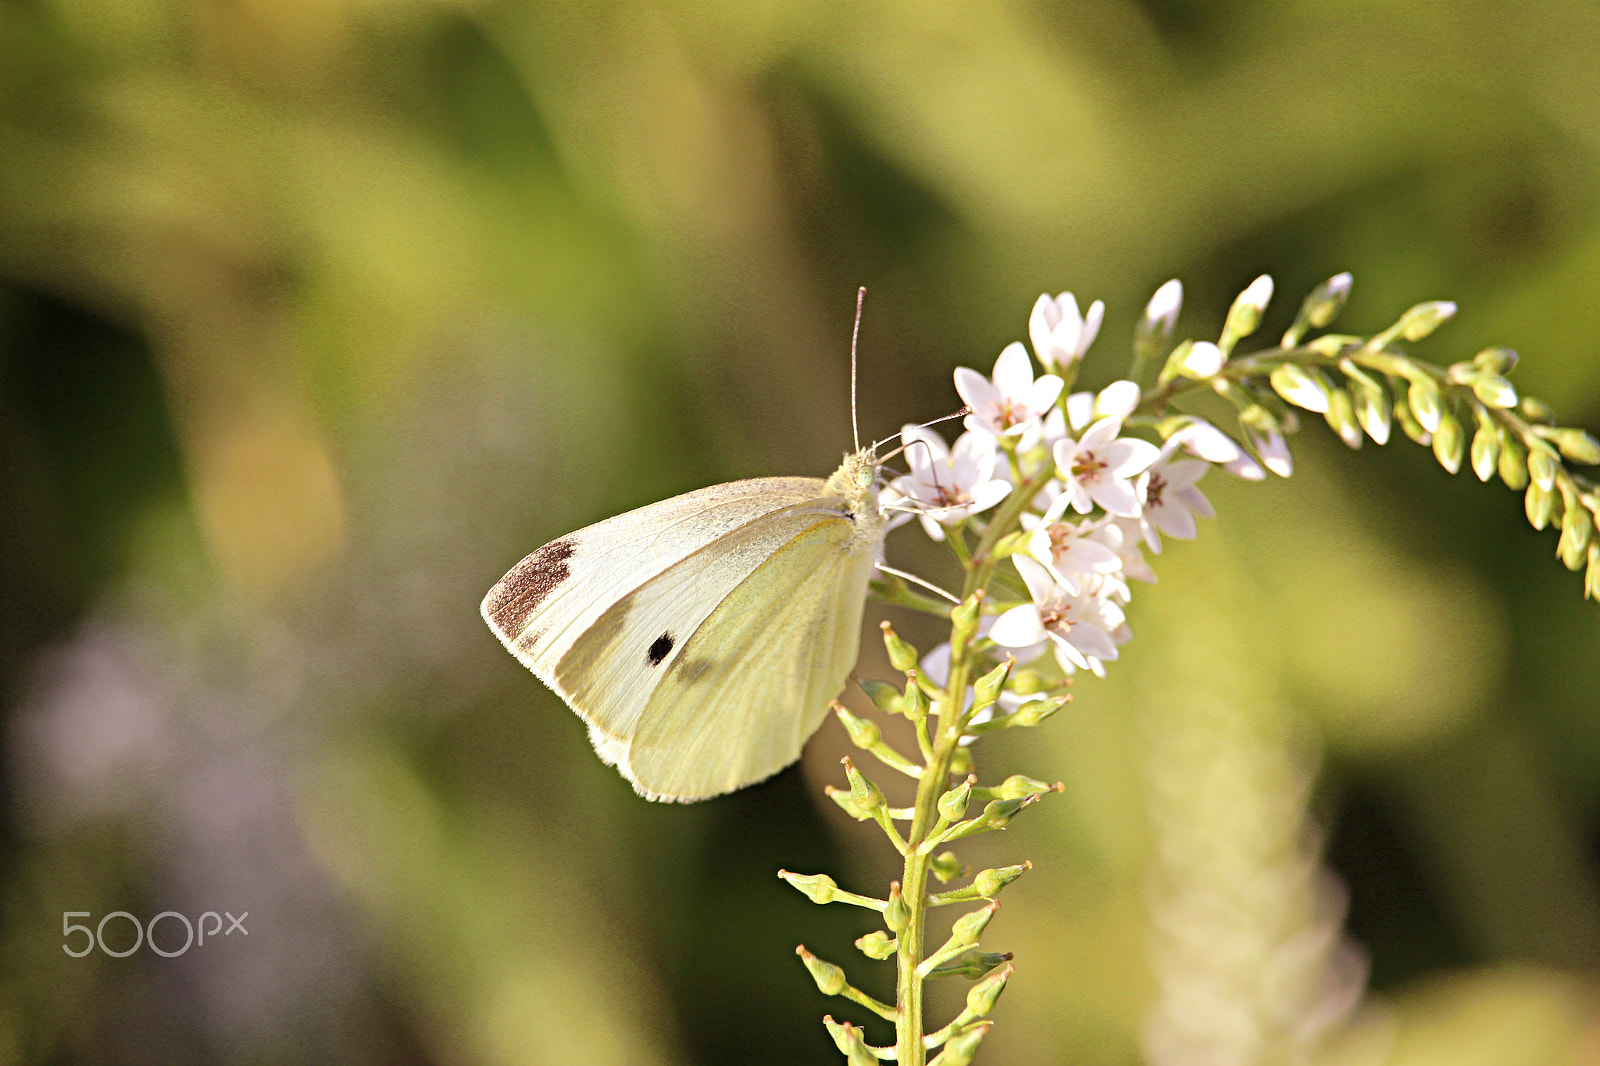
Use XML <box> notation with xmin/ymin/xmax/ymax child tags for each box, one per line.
<box><xmin>843</xmin><ymin>758</ymin><xmax>886</xmax><ymax>816</ymax></box>
<box><xmin>1008</xmin><ymin>668</ymin><xmax>1047</xmax><ymax>696</ymax></box>
<box><xmin>880</xmin><ymin>622</ymin><xmax>919</xmax><ymax>673</ymax></box>
<box><xmin>824</xmin><ymin>1017</ymin><xmax>876</xmax><ymax>1066</ymax></box>
<box><xmin>796</xmin><ymin>945</ymin><xmax>847</xmax><ymax>996</ymax></box>
<box><xmin>950</xmin><ymin>901</ymin><xmax>998</xmax><ymax>947</ymax></box>
<box><xmin>1470</xmin><ymin>424</ymin><xmax>1500</xmax><ymax>482</ymax></box>
<box><xmin>1498</xmin><ymin>433</ymin><xmax>1529</xmax><ymax>490</ymax></box>
<box><xmin>971</xmin><ymin>657</ymin><xmax>1013</xmax><ymax>711</ymax></box>
<box><xmin>948</xmin><ymin>745</ymin><xmax>974</xmax><ymax>777</ymax></box>
<box><xmin>965</xmin><ymin>962</ymin><xmax>1014</xmax><ymax>1017</ymax></box>
<box><xmin>946</xmin><ymin>796</ymin><xmax>1031</xmax><ymax>839</ymax></box>
<box><xmin>1351</xmin><ymin>382</ymin><xmax>1392</xmax><ymax>445</ymax></box>
<box><xmin>1528</xmin><ymin>446</ymin><xmax>1560</xmax><ymax>491</ymax></box>
<box><xmin>778</xmin><ymin>870</ymin><xmax>839</xmax><ymax>904</ymax></box>
<box><xmin>834</xmin><ymin>705</ymin><xmax>882</xmax><ymax>750</ymax></box>
<box><xmin>1445</xmin><ymin>359</ymin><xmax>1477</xmax><ymax>385</ymax></box>
<box><xmin>826</xmin><ymin>786</ymin><xmax>873</xmax><ymax>822</ymax></box>
<box><xmin>1520</xmin><ymin>395</ymin><xmax>1556</xmax><ymax>424</ymax></box>
<box><xmin>938</xmin><ymin>777</ymin><xmax>974</xmax><ymax>823</ymax></box>
<box><xmin>1526</xmin><ymin>483</ymin><xmax>1557</xmax><ymax>531</ymax></box>
<box><xmin>926</xmin><ymin>950</ymin><xmax>1013</xmax><ymax>980</ymax></box>
<box><xmin>1472</xmin><ymin>374</ymin><xmax>1518</xmax><ymax>409</ymax></box>
<box><xmin>1301</xmin><ymin>271</ymin><xmax>1352</xmax><ymax>330</ymax></box>
<box><xmin>884</xmin><ymin>882</ymin><xmax>910</xmax><ymax>934</ymax></box>
<box><xmin>994</xmin><ymin>774</ymin><xmax>1055</xmax><ymax>799</ymax></box>
<box><xmin>1397</xmin><ymin>300</ymin><xmax>1456</xmax><ymax>340</ymax></box>
<box><xmin>1559</xmin><ymin>505</ymin><xmax>1592</xmax><ymax>571</ymax></box>
<box><xmin>1408</xmin><ymin>377</ymin><xmax>1443</xmax><ymax>433</ymax></box>
<box><xmin>1222</xmin><ymin>274</ymin><xmax>1274</xmax><ymax>344</ymax></box>
<box><xmin>1474</xmin><ymin>346</ymin><xmax>1518</xmax><ymax>375</ymax></box>
<box><xmin>1010</xmin><ymin>696</ymin><xmax>1067</xmax><ymax>727</ymax></box>
<box><xmin>974</xmin><ymin>861</ymin><xmax>1032</xmax><ymax>898</ymax></box>
<box><xmin>950</xmin><ymin>592</ymin><xmax>984</xmax><ymax>647</ymax></box>
<box><xmin>855</xmin><ymin>930</ymin><xmax>897</xmax><ymax>960</ymax></box>
<box><xmin>1552</xmin><ymin>428</ymin><xmax>1600</xmax><ymax>466</ymax></box>
<box><xmin>930</xmin><ymin>850</ymin><xmax>966</xmax><ymax>884</ymax></box>
<box><xmin>857</xmin><ymin>677</ymin><xmax>903</xmax><ymax>714</ymax></box>
<box><xmin>1432</xmin><ymin>414</ymin><xmax>1464</xmax><ymax>474</ymax></box>
<box><xmin>1269</xmin><ymin>363</ymin><xmax>1330</xmax><ymax>413</ymax></box>
<box><xmin>1325</xmin><ymin>387</ymin><xmax>1363</xmax><ymax>449</ymax></box>
<box><xmin>1394</xmin><ymin>390</ymin><xmax>1430</xmax><ymax>445</ymax></box>
<box><xmin>902</xmin><ymin>674</ymin><xmax>930</xmax><ymax>721</ymax></box>
<box><xmin>1305</xmin><ymin>333</ymin><xmax>1361</xmax><ymax>357</ymax></box>
<box><xmin>929</xmin><ymin>1022</ymin><xmax>992</xmax><ymax>1066</ymax></box>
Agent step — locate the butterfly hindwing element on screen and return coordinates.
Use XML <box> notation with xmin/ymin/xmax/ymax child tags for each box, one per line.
<box><xmin>547</xmin><ymin>500</ymin><xmax>844</xmax><ymax>742</ymax></box>
<box><xmin>623</xmin><ymin>515</ymin><xmax>880</xmax><ymax>800</ymax></box>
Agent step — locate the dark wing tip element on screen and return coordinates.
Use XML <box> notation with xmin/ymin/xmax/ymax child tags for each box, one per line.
<box><xmin>481</xmin><ymin>536</ymin><xmax>578</xmax><ymax>639</ymax></box>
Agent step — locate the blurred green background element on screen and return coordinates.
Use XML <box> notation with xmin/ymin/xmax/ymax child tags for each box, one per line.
<box><xmin>3</xmin><ymin>1</ymin><xmax>1599</xmax><ymax>1063</ymax></box>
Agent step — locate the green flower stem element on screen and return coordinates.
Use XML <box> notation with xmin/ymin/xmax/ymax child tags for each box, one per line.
<box><xmin>872</xmin><ymin>578</ymin><xmax>961</xmax><ymax>617</ymax></box>
<box><xmin>889</xmin><ymin>465</ymin><xmax>1054</xmax><ymax>1064</ymax></box>
<box><xmin>841</xmin><ymin>985</ymin><xmax>900</xmax><ymax>1023</ymax></box>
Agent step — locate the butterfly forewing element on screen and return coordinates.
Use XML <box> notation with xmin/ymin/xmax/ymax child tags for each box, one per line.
<box><xmin>547</xmin><ymin>500</ymin><xmax>845</xmax><ymax>742</ymax></box>
<box><xmin>624</xmin><ymin>515</ymin><xmax>880</xmax><ymax>800</ymax></box>
<box><xmin>482</xmin><ymin>477</ymin><xmax>829</xmax><ymax>682</ymax></box>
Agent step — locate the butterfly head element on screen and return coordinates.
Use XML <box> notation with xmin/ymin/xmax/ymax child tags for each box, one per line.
<box><xmin>825</xmin><ymin>447</ymin><xmax>883</xmax><ymax>527</ymax></box>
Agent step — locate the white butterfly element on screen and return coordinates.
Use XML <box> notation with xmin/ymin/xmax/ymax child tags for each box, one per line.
<box><xmin>481</xmin><ymin>448</ymin><xmax>887</xmax><ymax>802</ymax></box>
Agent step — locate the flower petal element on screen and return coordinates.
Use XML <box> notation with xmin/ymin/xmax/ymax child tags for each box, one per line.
<box><xmin>992</xmin><ymin>342</ymin><xmax>1036</xmax><ymax>395</ymax></box>
<box><xmin>990</xmin><ymin>604</ymin><xmax>1047</xmax><ymax>649</ymax></box>
<box><xmin>1095</xmin><ymin>380</ymin><xmax>1142</xmax><ymax>421</ymax></box>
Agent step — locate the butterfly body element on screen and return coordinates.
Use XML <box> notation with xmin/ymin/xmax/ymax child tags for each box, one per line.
<box><xmin>482</xmin><ymin>448</ymin><xmax>885</xmax><ymax>801</ymax></box>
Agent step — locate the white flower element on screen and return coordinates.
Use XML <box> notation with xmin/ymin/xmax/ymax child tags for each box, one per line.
<box><xmin>1100</xmin><ymin>517</ymin><xmax>1157</xmax><ymax>586</ymax></box>
<box><xmin>1142</xmin><ymin>279</ymin><xmax>1183</xmax><ymax>340</ymax></box>
<box><xmin>990</xmin><ymin>555</ymin><xmax>1123</xmax><ymax>672</ymax></box>
<box><xmin>1238</xmin><ymin>274</ymin><xmax>1275</xmax><ymax>318</ymax></box>
<box><xmin>1222</xmin><ymin>450</ymin><xmax>1267</xmax><ymax>481</ymax></box>
<box><xmin>956</xmin><ymin>343</ymin><xmax>1063</xmax><ymax>438</ymax></box>
<box><xmin>1175</xmin><ymin>340</ymin><xmax>1226</xmax><ymax>378</ymax></box>
<box><xmin>1246</xmin><ymin>425</ymin><xmax>1294</xmax><ymax>477</ymax></box>
<box><xmin>1027</xmin><ymin>498</ymin><xmax>1124</xmax><ymax>594</ymax></box>
<box><xmin>1065</xmin><ymin>380</ymin><xmax>1142</xmax><ymax>433</ymax></box>
<box><xmin>1052</xmin><ymin>418</ymin><xmax>1160</xmax><ymax>518</ymax></box>
<box><xmin>890</xmin><ymin>426</ymin><xmax>1011</xmax><ymax>541</ymax></box>
<box><xmin>1029</xmin><ymin>292</ymin><xmax>1104</xmax><ymax>372</ymax></box>
<box><xmin>1171</xmin><ymin>417</ymin><xmax>1245</xmax><ymax>464</ymax></box>
<box><xmin>1133</xmin><ymin>447</ymin><xmax>1215</xmax><ymax>551</ymax></box>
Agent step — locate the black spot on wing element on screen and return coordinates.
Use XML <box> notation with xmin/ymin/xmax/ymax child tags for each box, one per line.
<box><xmin>646</xmin><ymin>632</ymin><xmax>675</xmax><ymax>666</ymax></box>
<box><xmin>482</xmin><ymin>537</ymin><xmax>577</xmax><ymax>637</ymax></box>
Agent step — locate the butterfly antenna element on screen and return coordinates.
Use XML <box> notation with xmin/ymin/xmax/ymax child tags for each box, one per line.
<box><xmin>874</xmin><ymin>562</ymin><xmax>961</xmax><ymax>604</ymax></box>
<box><xmin>851</xmin><ymin>286</ymin><xmax>866</xmax><ymax>453</ymax></box>
<box><xmin>873</xmin><ymin>407</ymin><xmax>971</xmax><ymax>462</ymax></box>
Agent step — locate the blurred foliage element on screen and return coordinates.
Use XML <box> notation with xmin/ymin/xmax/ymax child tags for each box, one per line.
<box><xmin>2</xmin><ymin>1</ymin><xmax>1599</xmax><ymax>1063</ymax></box>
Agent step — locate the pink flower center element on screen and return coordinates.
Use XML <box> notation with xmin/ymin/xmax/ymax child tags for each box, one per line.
<box><xmin>1146</xmin><ymin>471</ymin><xmax>1167</xmax><ymax>508</ymax></box>
<box><xmin>1072</xmin><ymin>450</ymin><xmax>1106</xmax><ymax>485</ymax></box>
<box><xmin>1039</xmin><ymin>603</ymin><xmax>1073</xmax><ymax>634</ymax></box>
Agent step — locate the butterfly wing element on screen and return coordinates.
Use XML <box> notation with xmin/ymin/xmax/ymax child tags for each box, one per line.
<box><xmin>482</xmin><ymin>476</ymin><xmax>829</xmax><ymax>695</ymax></box>
<box><xmin>620</xmin><ymin>513</ymin><xmax>882</xmax><ymax>799</ymax></box>
<box><xmin>483</xmin><ymin>478</ymin><xmax>882</xmax><ymax>796</ymax></box>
